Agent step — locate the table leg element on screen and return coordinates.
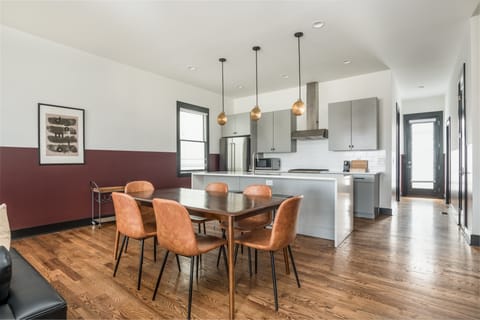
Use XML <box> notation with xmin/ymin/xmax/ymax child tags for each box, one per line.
<box><xmin>227</xmin><ymin>216</ymin><xmax>235</xmax><ymax>320</ymax></box>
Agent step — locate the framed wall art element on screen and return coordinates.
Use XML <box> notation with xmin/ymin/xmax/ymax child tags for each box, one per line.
<box><xmin>38</xmin><ymin>103</ymin><xmax>85</xmax><ymax>165</ymax></box>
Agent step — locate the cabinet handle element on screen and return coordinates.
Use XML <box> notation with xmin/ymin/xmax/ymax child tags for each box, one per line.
<box><xmin>233</xmin><ymin>131</ymin><xmax>237</xmax><ymax>135</ymax></box>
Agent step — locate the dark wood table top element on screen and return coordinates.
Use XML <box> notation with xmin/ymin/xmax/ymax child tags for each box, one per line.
<box><xmin>126</xmin><ymin>187</ymin><xmax>286</xmax><ymax>218</ymax></box>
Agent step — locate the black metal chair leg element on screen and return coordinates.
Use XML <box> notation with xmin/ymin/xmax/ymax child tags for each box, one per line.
<box><xmin>137</xmin><ymin>239</ymin><xmax>145</xmax><ymax>290</ymax></box>
<box><xmin>196</xmin><ymin>255</ymin><xmax>199</xmax><ymax>280</ymax></box>
<box><xmin>216</xmin><ymin>229</ymin><xmax>226</xmax><ymax>267</ymax></box>
<box><xmin>221</xmin><ymin>245</ymin><xmax>228</xmax><ymax>274</ymax></box>
<box><xmin>187</xmin><ymin>256</ymin><xmax>195</xmax><ymax>320</ymax></box>
<box><xmin>176</xmin><ymin>254</ymin><xmax>182</xmax><ymax>272</ymax></box>
<box><xmin>288</xmin><ymin>245</ymin><xmax>301</xmax><ymax>288</ymax></box>
<box><xmin>124</xmin><ymin>237</ymin><xmax>129</xmax><ymax>253</ymax></box>
<box><xmin>203</xmin><ymin>222</ymin><xmax>206</xmax><ymax>234</ymax></box>
<box><xmin>152</xmin><ymin>250</ymin><xmax>170</xmax><ymax>300</ymax></box>
<box><xmin>113</xmin><ymin>235</ymin><xmax>127</xmax><ymax>276</ymax></box>
<box><xmin>270</xmin><ymin>251</ymin><xmax>279</xmax><ymax>312</ymax></box>
<box><xmin>234</xmin><ymin>244</ymin><xmax>239</xmax><ymax>265</ymax></box>
<box><xmin>153</xmin><ymin>237</ymin><xmax>157</xmax><ymax>262</ymax></box>
<box><xmin>255</xmin><ymin>249</ymin><xmax>258</xmax><ymax>274</ymax></box>
<box><xmin>198</xmin><ymin>224</ymin><xmax>201</xmax><ymax>233</ymax></box>
<box><xmin>248</xmin><ymin>247</ymin><xmax>252</xmax><ymax>277</ymax></box>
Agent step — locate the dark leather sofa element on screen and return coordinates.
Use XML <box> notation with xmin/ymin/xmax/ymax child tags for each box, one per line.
<box><xmin>0</xmin><ymin>248</ymin><xmax>67</xmax><ymax>319</ymax></box>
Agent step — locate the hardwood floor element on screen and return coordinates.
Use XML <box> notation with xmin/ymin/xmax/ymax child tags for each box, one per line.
<box><xmin>12</xmin><ymin>197</ymin><xmax>480</xmax><ymax>319</ymax></box>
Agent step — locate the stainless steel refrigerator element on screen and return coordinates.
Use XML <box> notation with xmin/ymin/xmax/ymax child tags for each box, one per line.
<box><xmin>219</xmin><ymin>136</ymin><xmax>250</xmax><ymax>171</ymax></box>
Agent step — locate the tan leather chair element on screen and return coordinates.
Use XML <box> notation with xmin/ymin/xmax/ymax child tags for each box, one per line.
<box><xmin>152</xmin><ymin>198</ymin><xmax>228</xmax><ymax>320</ymax></box>
<box><xmin>112</xmin><ymin>192</ymin><xmax>156</xmax><ymax>290</ymax></box>
<box><xmin>217</xmin><ymin>184</ymin><xmax>272</xmax><ymax>269</ymax></box>
<box><xmin>205</xmin><ymin>182</ymin><xmax>228</xmax><ymax>193</ymax></box>
<box><xmin>234</xmin><ymin>196</ymin><xmax>303</xmax><ymax>311</ymax></box>
<box><xmin>190</xmin><ymin>182</ymin><xmax>228</xmax><ymax>234</ymax></box>
<box><xmin>113</xmin><ymin>181</ymin><xmax>156</xmax><ymax>259</ymax></box>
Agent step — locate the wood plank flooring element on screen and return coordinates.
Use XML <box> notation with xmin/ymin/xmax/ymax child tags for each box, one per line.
<box><xmin>12</xmin><ymin>197</ymin><xmax>480</xmax><ymax>319</ymax></box>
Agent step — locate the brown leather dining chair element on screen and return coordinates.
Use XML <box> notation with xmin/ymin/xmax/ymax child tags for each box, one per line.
<box><xmin>113</xmin><ymin>180</ymin><xmax>156</xmax><ymax>260</ymax></box>
<box><xmin>189</xmin><ymin>182</ymin><xmax>228</xmax><ymax>234</ymax></box>
<box><xmin>217</xmin><ymin>184</ymin><xmax>272</xmax><ymax>271</ymax></box>
<box><xmin>111</xmin><ymin>192</ymin><xmax>157</xmax><ymax>290</ymax></box>
<box><xmin>152</xmin><ymin>198</ymin><xmax>228</xmax><ymax>320</ymax></box>
<box><xmin>234</xmin><ymin>195</ymin><xmax>303</xmax><ymax>311</ymax></box>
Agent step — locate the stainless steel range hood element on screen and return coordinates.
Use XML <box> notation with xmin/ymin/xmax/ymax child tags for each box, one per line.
<box><xmin>291</xmin><ymin>82</ymin><xmax>328</xmax><ymax>140</ymax></box>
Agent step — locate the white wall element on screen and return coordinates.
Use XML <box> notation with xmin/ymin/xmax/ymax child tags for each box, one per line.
<box><xmin>402</xmin><ymin>95</ymin><xmax>445</xmax><ymax>115</ymax></box>
<box><xmin>0</xmin><ymin>26</ymin><xmax>228</xmax><ymax>153</ymax></box>
<box><xmin>234</xmin><ymin>70</ymin><xmax>394</xmax><ymax>209</ymax></box>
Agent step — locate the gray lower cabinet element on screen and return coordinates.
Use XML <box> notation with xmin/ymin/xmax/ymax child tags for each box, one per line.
<box><xmin>257</xmin><ymin>109</ymin><xmax>296</xmax><ymax>153</ymax></box>
<box><xmin>328</xmin><ymin>97</ymin><xmax>378</xmax><ymax>151</ymax></box>
<box><xmin>353</xmin><ymin>174</ymin><xmax>379</xmax><ymax>219</ymax></box>
<box><xmin>221</xmin><ymin>112</ymin><xmax>251</xmax><ymax>137</ymax></box>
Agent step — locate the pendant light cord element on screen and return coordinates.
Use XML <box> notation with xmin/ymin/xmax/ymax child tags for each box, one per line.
<box><xmin>255</xmin><ymin>49</ymin><xmax>259</xmax><ymax>106</ymax></box>
<box><xmin>298</xmin><ymin>35</ymin><xmax>301</xmax><ymax>100</ymax></box>
<box><xmin>221</xmin><ymin>60</ymin><xmax>225</xmax><ymax>112</ymax></box>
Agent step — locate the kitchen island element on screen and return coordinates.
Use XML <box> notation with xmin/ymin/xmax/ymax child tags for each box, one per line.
<box><xmin>191</xmin><ymin>171</ymin><xmax>353</xmax><ymax>247</ymax></box>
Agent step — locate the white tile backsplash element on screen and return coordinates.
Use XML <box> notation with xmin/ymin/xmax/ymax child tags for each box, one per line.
<box><xmin>263</xmin><ymin>140</ymin><xmax>386</xmax><ymax>173</ymax></box>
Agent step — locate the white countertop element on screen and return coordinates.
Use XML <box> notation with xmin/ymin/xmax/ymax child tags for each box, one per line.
<box><xmin>193</xmin><ymin>170</ymin><xmax>380</xmax><ymax>180</ymax></box>
<box><xmin>192</xmin><ymin>171</ymin><xmax>348</xmax><ymax>181</ymax></box>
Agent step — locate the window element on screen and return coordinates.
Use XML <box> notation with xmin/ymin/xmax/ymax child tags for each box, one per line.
<box><xmin>177</xmin><ymin>101</ymin><xmax>209</xmax><ymax>176</ymax></box>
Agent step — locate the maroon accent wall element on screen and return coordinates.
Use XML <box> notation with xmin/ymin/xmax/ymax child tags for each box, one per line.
<box><xmin>0</xmin><ymin>147</ymin><xmax>220</xmax><ymax>230</ymax></box>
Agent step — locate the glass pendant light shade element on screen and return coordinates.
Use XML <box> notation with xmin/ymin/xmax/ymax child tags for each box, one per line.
<box><xmin>250</xmin><ymin>105</ymin><xmax>261</xmax><ymax>121</ymax></box>
<box><xmin>292</xmin><ymin>32</ymin><xmax>305</xmax><ymax>116</ymax></box>
<box><xmin>292</xmin><ymin>98</ymin><xmax>305</xmax><ymax>116</ymax></box>
<box><xmin>217</xmin><ymin>111</ymin><xmax>227</xmax><ymax>125</ymax></box>
<box><xmin>217</xmin><ymin>58</ymin><xmax>228</xmax><ymax>126</ymax></box>
<box><xmin>250</xmin><ymin>46</ymin><xmax>262</xmax><ymax>121</ymax></box>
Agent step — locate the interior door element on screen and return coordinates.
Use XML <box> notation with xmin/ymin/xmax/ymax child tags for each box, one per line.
<box><xmin>457</xmin><ymin>64</ymin><xmax>467</xmax><ymax>227</ymax></box>
<box><xmin>403</xmin><ymin>111</ymin><xmax>444</xmax><ymax>198</ymax></box>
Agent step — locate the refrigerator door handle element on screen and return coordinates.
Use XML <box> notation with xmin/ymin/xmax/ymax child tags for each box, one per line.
<box><xmin>232</xmin><ymin>143</ymin><xmax>236</xmax><ymax>170</ymax></box>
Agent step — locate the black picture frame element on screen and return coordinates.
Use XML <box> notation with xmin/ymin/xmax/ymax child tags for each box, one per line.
<box><xmin>38</xmin><ymin>103</ymin><xmax>85</xmax><ymax>165</ymax></box>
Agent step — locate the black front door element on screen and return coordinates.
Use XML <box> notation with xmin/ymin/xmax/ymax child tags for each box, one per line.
<box><xmin>403</xmin><ymin>111</ymin><xmax>444</xmax><ymax>198</ymax></box>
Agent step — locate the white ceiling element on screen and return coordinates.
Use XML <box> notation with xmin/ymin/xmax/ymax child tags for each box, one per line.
<box><xmin>1</xmin><ymin>0</ymin><xmax>479</xmax><ymax>99</ymax></box>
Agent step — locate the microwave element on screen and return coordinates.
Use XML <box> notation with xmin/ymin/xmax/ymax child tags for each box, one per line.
<box><xmin>255</xmin><ymin>158</ymin><xmax>281</xmax><ymax>170</ymax></box>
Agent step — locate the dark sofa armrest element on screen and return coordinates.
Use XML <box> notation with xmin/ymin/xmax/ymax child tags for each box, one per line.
<box><xmin>7</xmin><ymin>249</ymin><xmax>67</xmax><ymax>319</ymax></box>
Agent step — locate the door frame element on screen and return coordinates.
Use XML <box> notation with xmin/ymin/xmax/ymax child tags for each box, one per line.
<box><xmin>445</xmin><ymin>116</ymin><xmax>451</xmax><ymax>204</ymax></box>
<box><xmin>402</xmin><ymin>111</ymin><xmax>444</xmax><ymax>198</ymax></box>
<box><xmin>395</xmin><ymin>102</ymin><xmax>400</xmax><ymax>202</ymax></box>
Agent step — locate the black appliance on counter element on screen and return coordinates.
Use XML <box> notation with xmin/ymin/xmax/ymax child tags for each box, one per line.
<box><xmin>343</xmin><ymin>160</ymin><xmax>351</xmax><ymax>172</ymax></box>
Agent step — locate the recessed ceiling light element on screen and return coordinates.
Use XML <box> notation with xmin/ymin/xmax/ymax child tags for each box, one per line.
<box><xmin>312</xmin><ymin>21</ymin><xmax>325</xmax><ymax>29</ymax></box>
<box><xmin>237</xmin><ymin>85</ymin><xmax>244</xmax><ymax>89</ymax></box>
<box><xmin>281</xmin><ymin>74</ymin><xmax>289</xmax><ymax>79</ymax></box>
<box><xmin>418</xmin><ymin>85</ymin><xmax>424</xmax><ymax>88</ymax></box>
<box><xmin>343</xmin><ymin>60</ymin><xmax>352</xmax><ymax>65</ymax></box>
<box><xmin>187</xmin><ymin>65</ymin><xmax>197</xmax><ymax>71</ymax></box>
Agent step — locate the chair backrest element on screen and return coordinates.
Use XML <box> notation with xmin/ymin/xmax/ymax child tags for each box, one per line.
<box><xmin>243</xmin><ymin>184</ymin><xmax>272</xmax><ymax>197</ymax></box>
<box><xmin>269</xmin><ymin>196</ymin><xmax>303</xmax><ymax>251</ymax></box>
<box><xmin>152</xmin><ymin>199</ymin><xmax>199</xmax><ymax>257</ymax></box>
<box><xmin>205</xmin><ymin>182</ymin><xmax>229</xmax><ymax>193</ymax></box>
<box><xmin>112</xmin><ymin>192</ymin><xmax>147</xmax><ymax>238</ymax></box>
<box><xmin>0</xmin><ymin>204</ymin><xmax>10</xmax><ymax>250</ymax></box>
<box><xmin>125</xmin><ymin>180</ymin><xmax>154</xmax><ymax>193</ymax></box>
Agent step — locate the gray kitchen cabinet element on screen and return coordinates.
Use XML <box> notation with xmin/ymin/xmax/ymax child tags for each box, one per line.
<box><xmin>328</xmin><ymin>97</ymin><xmax>378</xmax><ymax>151</ymax></box>
<box><xmin>221</xmin><ymin>112</ymin><xmax>251</xmax><ymax>137</ymax></box>
<box><xmin>257</xmin><ymin>109</ymin><xmax>296</xmax><ymax>153</ymax></box>
<box><xmin>353</xmin><ymin>174</ymin><xmax>380</xmax><ymax>219</ymax></box>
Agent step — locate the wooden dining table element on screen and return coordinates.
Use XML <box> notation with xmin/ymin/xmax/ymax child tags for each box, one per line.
<box><xmin>126</xmin><ymin>187</ymin><xmax>287</xmax><ymax>319</ymax></box>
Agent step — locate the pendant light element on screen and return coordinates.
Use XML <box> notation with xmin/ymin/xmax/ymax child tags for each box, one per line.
<box><xmin>250</xmin><ymin>46</ymin><xmax>262</xmax><ymax>121</ymax></box>
<box><xmin>292</xmin><ymin>32</ymin><xmax>305</xmax><ymax>116</ymax></box>
<box><xmin>217</xmin><ymin>58</ymin><xmax>228</xmax><ymax>126</ymax></box>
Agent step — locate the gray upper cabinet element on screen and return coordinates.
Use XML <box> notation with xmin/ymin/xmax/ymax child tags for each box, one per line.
<box><xmin>257</xmin><ymin>109</ymin><xmax>296</xmax><ymax>153</ymax></box>
<box><xmin>221</xmin><ymin>112</ymin><xmax>251</xmax><ymax>137</ymax></box>
<box><xmin>328</xmin><ymin>97</ymin><xmax>378</xmax><ymax>151</ymax></box>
